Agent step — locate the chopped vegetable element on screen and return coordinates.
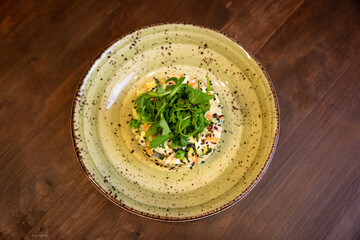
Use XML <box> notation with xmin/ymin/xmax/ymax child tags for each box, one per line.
<box><xmin>145</xmin><ymin>147</ymin><xmax>153</xmax><ymax>156</ymax></box>
<box><xmin>176</xmin><ymin>150</ymin><xmax>185</xmax><ymax>159</ymax></box>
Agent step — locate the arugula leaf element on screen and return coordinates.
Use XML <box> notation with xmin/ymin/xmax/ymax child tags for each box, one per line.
<box><xmin>159</xmin><ymin>115</ymin><xmax>171</xmax><ymax>135</ymax></box>
<box><xmin>150</xmin><ymin>134</ymin><xmax>171</xmax><ymax>149</ymax></box>
<box><xmin>156</xmin><ymin>85</ymin><xmax>165</xmax><ymax>94</ymax></box>
<box><xmin>198</xmin><ymin>102</ymin><xmax>210</xmax><ymax>112</ymax></box>
<box><xmin>147</xmin><ymin>90</ymin><xmax>171</xmax><ymax>98</ymax></box>
<box><xmin>155</xmin><ymin>98</ymin><xmax>166</xmax><ymax>120</ymax></box>
<box><xmin>188</xmin><ymin>85</ymin><xmax>215</xmax><ymax>104</ymax></box>
<box><xmin>180</xmin><ymin>136</ymin><xmax>188</xmax><ymax>147</ymax></box>
<box><xmin>167</xmin><ymin>77</ymin><xmax>185</xmax><ymax>98</ymax></box>
<box><xmin>134</xmin><ymin>95</ymin><xmax>145</xmax><ymax>112</ymax></box>
<box><xmin>129</xmin><ymin>119</ymin><xmax>140</xmax><ymax>128</ymax></box>
<box><xmin>169</xmin><ymin>109</ymin><xmax>177</xmax><ymax>124</ymax></box>
<box><xmin>171</xmin><ymin>136</ymin><xmax>180</xmax><ymax>148</ymax></box>
<box><xmin>165</xmin><ymin>77</ymin><xmax>178</xmax><ymax>84</ymax></box>
<box><xmin>179</xmin><ymin>116</ymin><xmax>191</xmax><ymax>134</ymax></box>
<box><xmin>145</xmin><ymin>100</ymin><xmax>155</xmax><ymax>119</ymax></box>
<box><xmin>145</xmin><ymin>123</ymin><xmax>159</xmax><ymax>139</ymax></box>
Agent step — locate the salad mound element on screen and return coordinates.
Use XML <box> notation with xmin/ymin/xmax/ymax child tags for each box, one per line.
<box><xmin>129</xmin><ymin>74</ymin><xmax>224</xmax><ymax>169</ymax></box>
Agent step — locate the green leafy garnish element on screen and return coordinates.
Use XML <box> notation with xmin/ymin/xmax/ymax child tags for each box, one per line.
<box><xmin>145</xmin><ymin>123</ymin><xmax>159</xmax><ymax>139</ymax></box>
<box><xmin>159</xmin><ymin>115</ymin><xmax>171</xmax><ymax>135</ymax></box>
<box><xmin>129</xmin><ymin>119</ymin><xmax>140</xmax><ymax>128</ymax></box>
<box><xmin>206</xmin><ymin>75</ymin><xmax>212</xmax><ymax>92</ymax></box>
<box><xmin>188</xmin><ymin>86</ymin><xmax>214</xmax><ymax>104</ymax></box>
<box><xmin>180</xmin><ymin>136</ymin><xmax>188</xmax><ymax>147</ymax></box>
<box><xmin>129</xmin><ymin>76</ymin><xmax>215</xmax><ymax>149</ymax></box>
<box><xmin>150</xmin><ymin>134</ymin><xmax>171</xmax><ymax>149</ymax></box>
<box><xmin>176</xmin><ymin>150</ymin><xmax>185</xmax><ymax>159</ymax></box>
<box><xmin>168</xmin><ymin>77</ymin><xmax>186</xmax><ymax>98</ymax></box>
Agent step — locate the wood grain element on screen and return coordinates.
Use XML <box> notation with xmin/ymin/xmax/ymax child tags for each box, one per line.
<box><xmin>0</xmin><ymin>0</ymin><xmax>359</xmax><ymax>239</ymax></box>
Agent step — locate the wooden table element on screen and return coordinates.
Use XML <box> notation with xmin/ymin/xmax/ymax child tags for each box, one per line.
<box><xmin>1</xmin><ymin>0</ymin><xmax>359</xmax><ymax>239</ymax></box>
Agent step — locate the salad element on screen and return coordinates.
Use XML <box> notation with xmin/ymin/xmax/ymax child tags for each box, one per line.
<box><xmin>129</xmin><ymin>74</ymin><xmax>224</xmax><ymax>169</ymax></box>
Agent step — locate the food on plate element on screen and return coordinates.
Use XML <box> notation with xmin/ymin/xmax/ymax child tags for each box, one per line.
<box><xmin>129</xmin><ymin>74</ymin><xmax>224</xmax><ymax>169</ymax></box>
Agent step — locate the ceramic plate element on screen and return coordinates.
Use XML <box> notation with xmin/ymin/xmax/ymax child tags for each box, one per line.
<box><xmin>71</xmin><ymin>23</ymin><xmax>279</xmax><ymax>221</ymax></box>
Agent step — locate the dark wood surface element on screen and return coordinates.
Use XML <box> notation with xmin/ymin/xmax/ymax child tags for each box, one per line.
<box><xmin>1</xmin><ymin>0</ymin><xmax>359</xmax><ymax>239</ymax></box>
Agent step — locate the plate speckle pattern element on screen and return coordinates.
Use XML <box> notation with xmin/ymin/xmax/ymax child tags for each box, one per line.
<box><xmin>71</xmin><ymin>23</ymin><xmax>279</xmax><ymax>221</ymax></box>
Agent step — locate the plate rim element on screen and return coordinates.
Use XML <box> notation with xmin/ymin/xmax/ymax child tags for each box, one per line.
<box><xmin>70</xmin><ymin>22</ymin><xmax>280</xmax><ymax>222</ymax></box>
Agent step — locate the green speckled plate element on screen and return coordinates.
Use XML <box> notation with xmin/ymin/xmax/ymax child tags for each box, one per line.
<box><xmin>71</xmin><ymin>23</ymin><xmax>279</xmax><ymax>221</ymax></box>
